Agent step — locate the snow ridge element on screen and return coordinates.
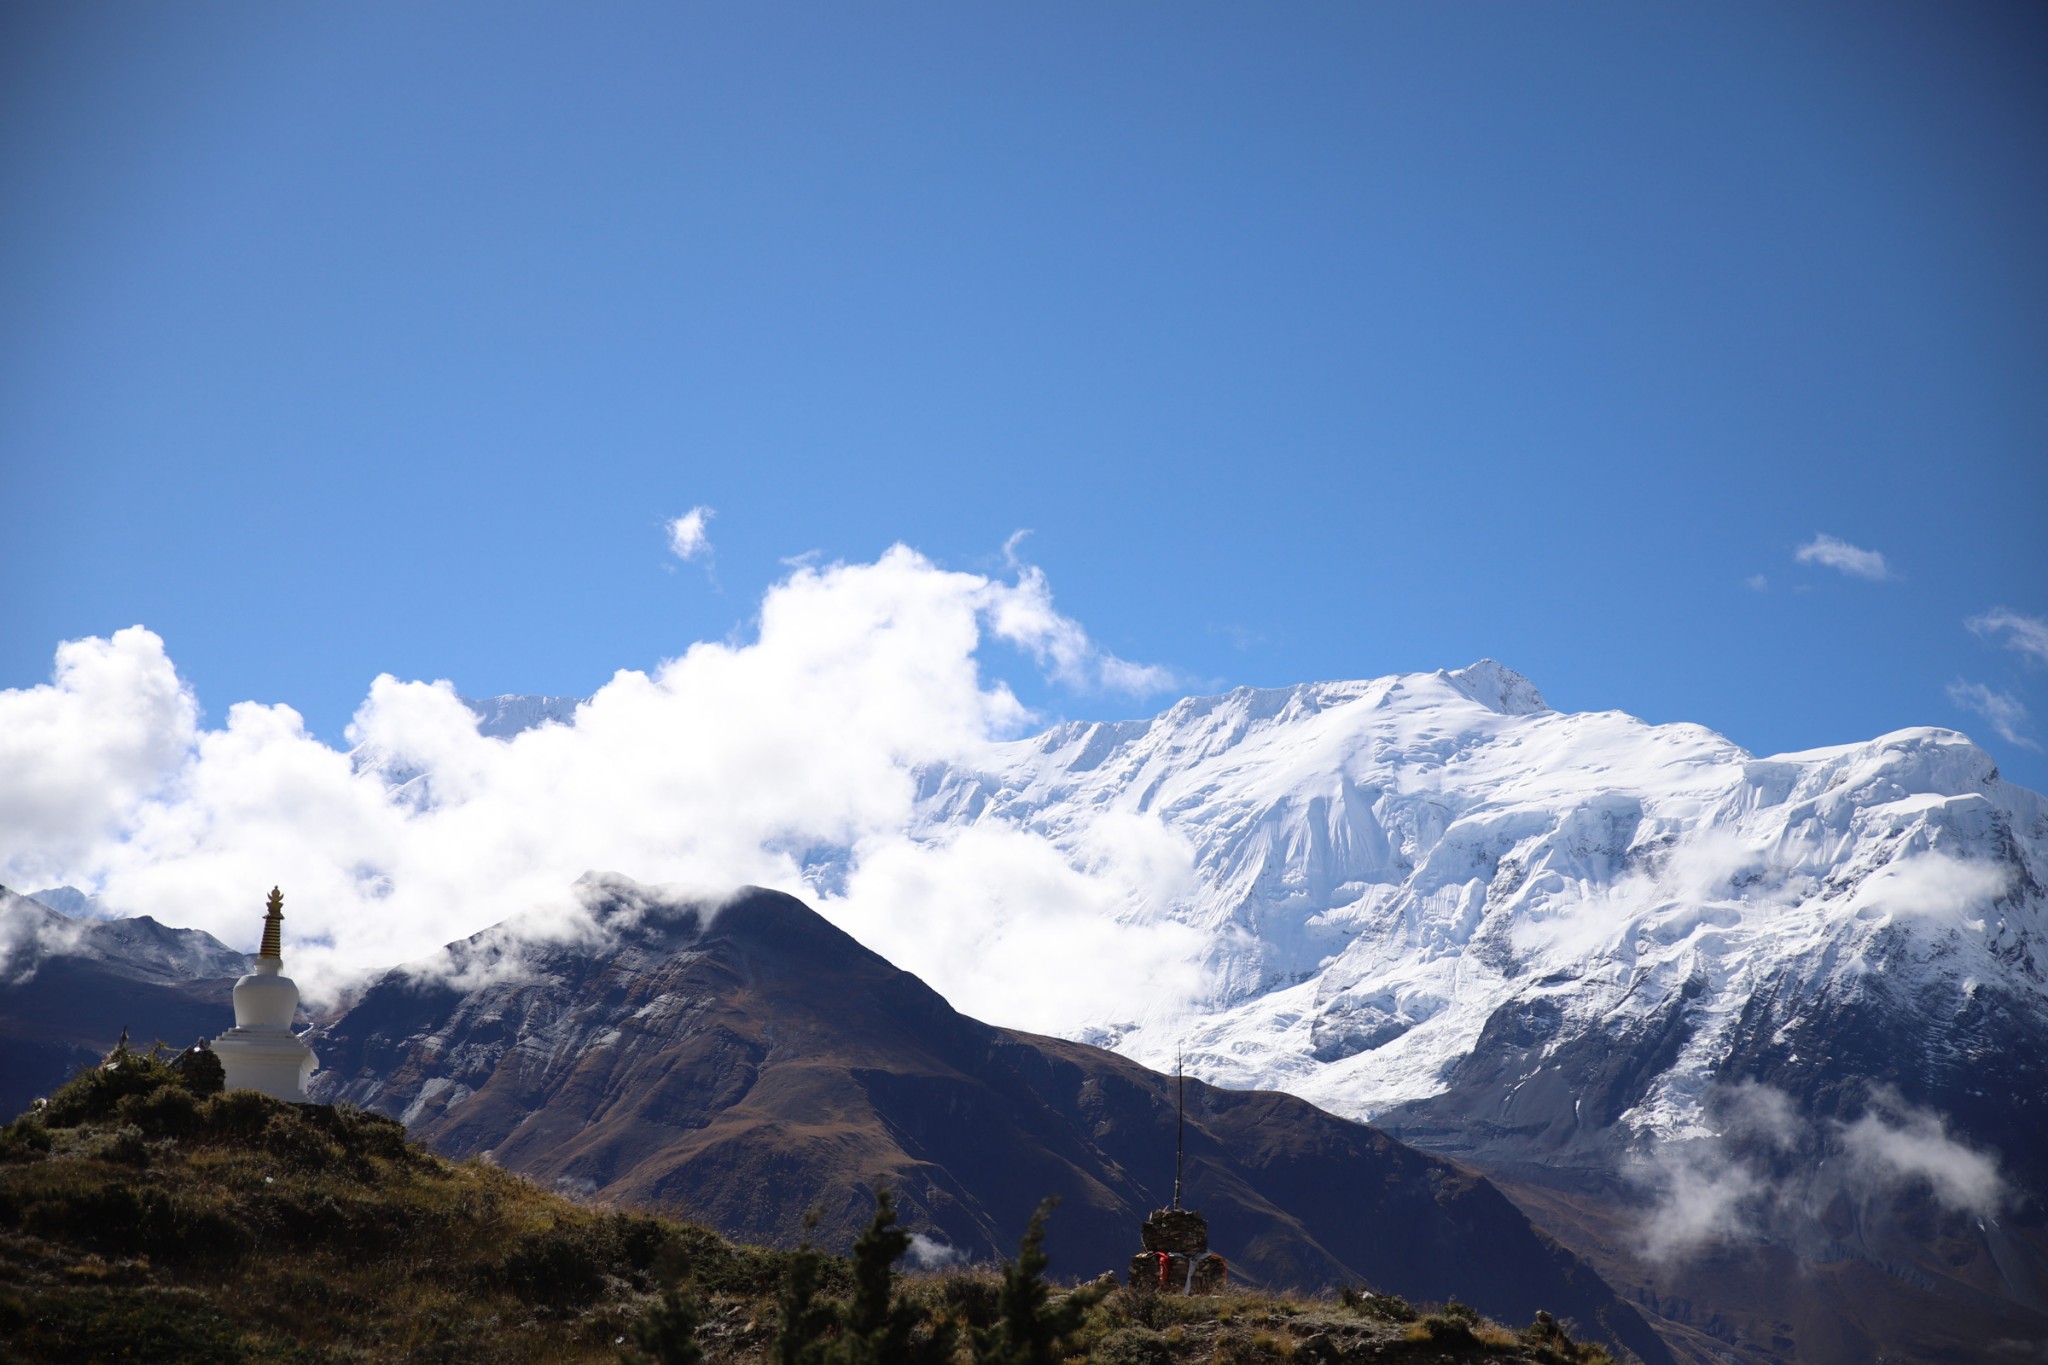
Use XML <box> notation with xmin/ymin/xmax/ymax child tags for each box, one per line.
<box><xmin>913</xmin><ymin>662</ymin><xmax>2048</xmax><ymax>1147</ymax></box>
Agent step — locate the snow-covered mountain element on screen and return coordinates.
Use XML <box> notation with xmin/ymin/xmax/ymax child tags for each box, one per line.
<box><xmin>911</xmin><ymin>661</ymin><xmax>2045</xmax><ymax>1153</ymax></box>
<box><xmin>907</xmin><ymin>659</ymin><xmax>2048</xmax><ymax>1361</ymax></box>
<box><xmin>455</xmin><ymin>663</ymin><xmax>2047</xmax><ymax>1175</ymax></box>
<box><xmin>401</xmin><ymin>668</ymin><xmax>2048</xmax><ymax>1360</ymax></box>
<box><xmin>464</xmin><ymin>693</ymin><xmax>582</xmax><ymax>739</ymax></box>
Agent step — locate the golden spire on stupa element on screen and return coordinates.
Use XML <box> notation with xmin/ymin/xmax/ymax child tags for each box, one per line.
<box><xmin>258</xmin><ymin>886</ymin><xmax>284</xmax><ymax>961</ymax></box>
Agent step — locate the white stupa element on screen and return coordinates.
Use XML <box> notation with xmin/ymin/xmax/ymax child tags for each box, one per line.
<box><xmin>213</xmin><ymin>886</ymin><xmax>318</xmax><ymax>1101</ymax></box>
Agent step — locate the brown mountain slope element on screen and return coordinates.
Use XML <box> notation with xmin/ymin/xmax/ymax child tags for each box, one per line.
<box><xmin>311</xmin><ymin>876</ymin><xmax>1672</xmax><ymax>1364</ymax></box>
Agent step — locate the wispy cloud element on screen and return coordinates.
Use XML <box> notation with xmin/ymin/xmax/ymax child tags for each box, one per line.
<box><xmin>905</xmin><ymin>1232</ymin><xmax>966</xmax><ymax>1269</ymax></box>
<box><xmin>1633</xmin><ymin>1082</ymin><xmax>2007</xmax><ymax>1264</ymax></box>
<box><xmin>1947</xmin><ymin>680</ymin><xmax>2039</xmax><ymax>752</ymax></box>
<box><xmin>986</xmin><ymin>562</ymin><xmax>1177</xmax><ymax>697</ymax></box>
<box><xmin>666</xmin><ymin>506</ymin><xmax>716</xmax><ymax>562</ymax></box>
<box><xmin>1794</xmin><ymin>533</ymin><xmax>1894</xmax><ymax>582</ymax></box>
<box><xmin>1745</xmin><ymin>574</ymin><xmax>1769</xmax><ymax>592</ymax></box>
<box><xmin>1848</xmin><ymin>849</ymin><xmax>2014</xmax><ymax>921</ymax></box>
<box><xmin>1968</xmin><ymin>608</ymin><xmax>2048</xmax><ymax>667</ymax></box>
<box><xmin>1839</xmin><ymin>1086</ymin><xmax>2009</xmax><ymax>1215</ymax></box>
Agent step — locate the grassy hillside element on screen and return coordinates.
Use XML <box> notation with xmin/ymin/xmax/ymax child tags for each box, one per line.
<box><xmin>0</xmin><ymin>1052</ymin><xmax>1628</xmax><ymax>1364</ymax></box>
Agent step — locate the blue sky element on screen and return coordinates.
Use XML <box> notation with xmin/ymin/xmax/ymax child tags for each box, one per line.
<box><xmin>4</xmin><ymin>1</ymin><xmax>2046</xmax><ymax>793</ymax></box>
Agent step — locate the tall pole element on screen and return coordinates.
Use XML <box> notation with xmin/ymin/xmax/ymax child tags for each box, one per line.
<box><xmin>1173</xmin><ymin>1045</ymin><xmax>1184</xmax><ymax>1210</ymax></box>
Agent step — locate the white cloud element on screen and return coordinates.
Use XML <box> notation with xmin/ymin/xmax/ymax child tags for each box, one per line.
<box><xmin>1838</xmin><ymin>1088</ymin><xmax>2007</xmax><ymax>1215</ymax></box>
<box><xmin>0</xmin><ymin>548</ymin><xmax>1193</xmax><ymax>1033</ymax></box>
<box><xmin>1946</xmin><ymin>680</ymin><xmax>2039</xmax><ymax>752</ymax></box>
<box><xmin>1632</xmin><ymin>1080</ymin><xmax>1800</xmax><ymax>1262</ymax></box>
<box><xmin>666</xmin><ymin>506</ymin><xmax>715</xmax><ymax>562</ymax></box>
<box><xmin>1968</xmin><ymin>608</ymin><xmax>2048</xmax><ymax>667</ymax></box>
<box><xmin>1633</xmin><ymin>1081</ymin><xmax>2006</xmax><ymax>1263</ymax></box>
<box><xmin>1634</xmin><ymin>1140</ymin><xmax>1767</xmax><ymax>1262</ymax></box>
<box><xmin>1745</xmin><ymin>574</ymin><xmax>1769</xmax><ymax>592</ymax></box>
<box><xmin>905</xmin><ymin>1232</ymin><xmax>967</xmax><ymax>1269</ymax></box>
<box><xmin>0</xmin><ymin>894</ymin><xmax>88</xmax><ymax>985</ymax></box>
<box><xmin>0</xmin><ymin>627</ymin><xmax>199</xmax><ymax>886</ymax></box>
<box><xmin>1794</xmin><ymin>533</ymin><xmax>1893</xmax><ymax>582</ymax></box>
<box><xmin>1655</xmin><ymin>829</ymin><xmax>1759</xmax><ymax>904</ymax></box>
<box><xmin>1849</xmin><ymin>850</ymin><xmax>2012</xmax><ymax>923</ymax></box>
<box><xmin>987</xmin><ymin>564</ymin><xmax>1176</xmax><ymax>697</ymax></box>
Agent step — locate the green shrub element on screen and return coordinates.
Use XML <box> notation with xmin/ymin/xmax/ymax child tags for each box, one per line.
<box><xmin>0</xmin><ymin>1285</ymin><xmax>250</xmax><ymax>1364</ymax></box>
<box><xmin>40</xmin><ymin>1055</ymin><xmax>178</xmax><ymax>1129</ymax></box>
<box><xmin>84</xmin><ymin>1122</ymin><xmax>151</xmax><ymax>1166</ymax></box>
<box><xmin>294</xmin><ymin>1100</ymin><xmax>415</xmax><ymax>1166</ymax></box>
<box><xmin>622</xmin><ymin>1283</ymin><xmax>704</xmax><ymax>1365</ymax></box>
<box><xmin>21</xmin><ymin>1184</ymin><xmax>250</xmax><ymax>1267</ymax></box>
<box><xmin>773</xmin><ymin>1232</ymin><xmax>835</xmax><ymax>1365</ymax></box>
<box><xmin>1338</xmin><ymin>1285</ymin><xmax>1415</xmax><ymax>1322</ymax></box>
<box><xmin>0</xmin><ymin>1113</ymin><xmax>53</xmax><ymax>1162</ymax></box>
<box><xmin>932</xmin><ymin>1271</ymin><xmax>1002</xmax><ymax>1331</ymax></box>
<box><xmin>610</xmin><ymin>1212</ymin><xmax>678</xmax><ymax>1288</ymax></box>
<box><xmin>1411</xmin><ymin>1311</ymin><xmax>1477</xmax><ymax>1345</ymax></box>
<box><xmin>257</xmin><ymin>1109</ymin><xmax>345</xmax><ymax>1170</ymax></box>
<box><xmin>201</xmin><ymin>1088</ymin><xmax>279</xmax><ymax>1143</ymax></box>
<box><xmin>119</xmin><ymin>1081</ymin><xmax>205</xmax><ymax>1140</ymax></box>
<box><xmin>1091</xmin><ymin>1325</ymin><xmax>1174</xmax><ymax>1365</ymax></box>
<box><xmin>172</xmin><ymin>1045</ymin><xmax>227</xmax><ymax>1096</ymax></box>
<box><xmin>501</xmin><ymin>1219</ymin><xmax>613</xmax><ymax>1309</ymax></box>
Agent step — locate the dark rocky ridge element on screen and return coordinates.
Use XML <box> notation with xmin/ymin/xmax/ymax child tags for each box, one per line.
<box><xmin>1377</xmin><ymin>948</ymin><xmax>2048</xmax><ymax>1365</ymax></box>
<box><xmin>0</xmin><ymin>887</ymin><xmax>245</xmax><ymax>1119</ymax></box>
<box><xmin>311</xmin><ymin>877</ymin><xmax>1671</xmax><ymax>1364</ymax></box>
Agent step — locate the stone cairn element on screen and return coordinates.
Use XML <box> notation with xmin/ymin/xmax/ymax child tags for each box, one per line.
<box><xmin>1125</xmin><ymin>1052</ymin><xmax>1227</xmax><ymax>1294</ymax></box>
<box><xmin>1128</xmin><ymin>1206</ymin><xmax>1227</xmax><ymax>1295</ymax></box>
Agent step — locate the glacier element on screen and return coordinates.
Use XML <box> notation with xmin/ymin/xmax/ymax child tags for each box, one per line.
<box><xmin>908</xmin><ymin>660</ymin><xmax>2048</xmax><ymax>1153</ymax></box>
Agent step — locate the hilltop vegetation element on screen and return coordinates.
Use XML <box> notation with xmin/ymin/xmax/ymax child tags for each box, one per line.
<box><xmin>0</xmin><ymin>1053</ymin><xmax>1625</xmax><ymax>1364</ymax></box>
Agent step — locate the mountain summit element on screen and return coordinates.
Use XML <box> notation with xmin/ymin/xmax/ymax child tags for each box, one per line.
<box><xmin>903</xmin><ymin>666</ymin><xmax>2048</xmax><ymax>1364</ymax></box>
<box><xmin>1439</xmin><ymin>659</ymin><xmax>1549</xmax><ymax>715</ymax></box>
<box><xmin>309</xmin><ymin>877</ymin><xmax>1668</xmax><ymax>1361</ymax></box>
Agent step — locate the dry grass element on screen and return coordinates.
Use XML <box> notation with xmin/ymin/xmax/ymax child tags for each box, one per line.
<box><xmin>0</xmin><ymin>1058</ymin><xmax>1626</xmax><ymax>1364</ymax></box>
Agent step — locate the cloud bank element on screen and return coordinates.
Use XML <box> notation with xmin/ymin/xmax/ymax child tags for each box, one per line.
<box><xmin>0</xmin><ymin>547</ymin><xmax>1197</xmax><ymax>1032</ymax></box>
<box><xmin>1794</xmin><ymin>533</ymin><xmax>1894</xmax><ymax>582</ymax></box>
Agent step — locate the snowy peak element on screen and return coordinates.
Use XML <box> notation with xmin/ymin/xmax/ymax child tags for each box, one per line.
<box><xmin>1</xmin><ymin>885</ymin><xmax>248</xmax><ymax>986</ymax></box>
<box><xmin>914</xmin><ymin>662</ymin><xmax>2048</xmax><ymax>1183</ymax></box>
<box><xmin>463</xmin><ymin>693</ymin><xmax>583</xmax><ymax>739</ymax></box>
<box><xmin>1438</xmin><ymin>659</ymin><xmax>1548</xmax><ymax>715</ymax></box>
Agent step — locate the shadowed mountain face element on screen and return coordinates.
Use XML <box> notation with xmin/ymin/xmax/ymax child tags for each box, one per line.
<box><xmin>1374</xmin><ymin>936</ymin><xmax>2048</xmax><ymax>1365</ymax></box>
<box><xmin>312</xmin><ymin>878</ymin><xmax>1670</xmax><ymax>1363</ymax></box>
<box><xmin>0</xmin><ymin>887</ymin><xmax>245</xmax><ymax>1118</ymax></box>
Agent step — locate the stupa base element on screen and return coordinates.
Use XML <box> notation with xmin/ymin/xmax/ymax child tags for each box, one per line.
<box><xmin>212</xmin><ymin>1026</ymin><xmax>317</xmax><ymax>1102</ymax></box>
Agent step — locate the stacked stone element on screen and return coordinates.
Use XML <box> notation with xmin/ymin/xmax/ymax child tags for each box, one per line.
<box><xmin>1127</xmin><ymin>1207</ymin><xmax>1227</xmax><ymax>1295</ymax></box>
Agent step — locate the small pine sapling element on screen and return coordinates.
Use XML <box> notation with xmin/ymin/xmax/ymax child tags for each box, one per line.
<box><xmin>827</xmin><ymin>1188</ymin><xmax>956</xmax><ymax>1365</ymax></box>
<box><xmin>622</xmin><ymin>1284</ymin><xmax>703</xmax><ymax>1365</ymax></box>
<box><xmin>972</xmin><ymin>1198</ymin><xmax>1106</xmax><ymax>1365</ymax></box>
<box><xmin>774</xmin><ymin>1221</ymin><xmax>836</xmax><ymax>1365</ymax></box>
